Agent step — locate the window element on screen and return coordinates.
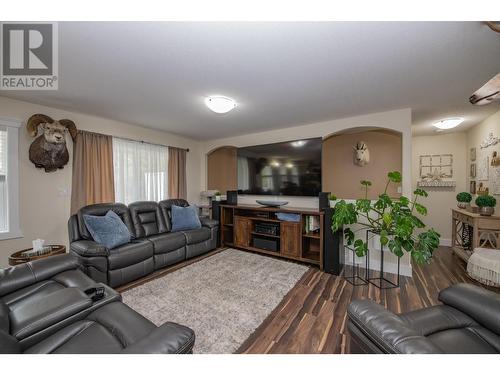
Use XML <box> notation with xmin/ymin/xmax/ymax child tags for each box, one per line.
<box><xmin>113</xmin><ymin>137</ymin><xmax>168</xmax><ymax>205</ymax></box>
<box><xmin>0</xmin><ymin>118</ymin><xmax>21</xmax><ymax>240</ymax></box>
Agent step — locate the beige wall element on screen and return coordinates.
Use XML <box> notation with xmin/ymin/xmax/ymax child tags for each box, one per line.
<box><xmin>412</xmin><ymin>132</ymin><xmax>467</xmax><ymax>243</ymax></box>
<box><xmin>203</xmin><ymin>108</ymin><xmax>412</xmax><ymax>208</ymax></box>
<box><xmin>323</xmin><ymin>130</ymin><xmax>402</xmax><ymax>199</ymax></box>
<box><xmin>466</xmin><ymin>109</ymin><xmax>500</xmax><ymax>208</ymax></box>
<box><xmin>0</xmin><ymin>96</ymin><xmax>203</xmax><ymax>267</ymax></box>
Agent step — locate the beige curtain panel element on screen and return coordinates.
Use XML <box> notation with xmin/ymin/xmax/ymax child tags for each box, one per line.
<box><xmin>168</xmin><ymin>147</ymin><xmax>187</xmax><ymax>199</ymax></box>
<box><xmin>71</xmin><ymin>130</ymin><xmax>115</xmax><ymax>214</ymax></box>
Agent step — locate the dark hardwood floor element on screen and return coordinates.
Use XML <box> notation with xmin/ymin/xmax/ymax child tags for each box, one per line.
<box><xmin>237</xmin><ymin>246</ymin><xmax>495</xmax><ymax>354</ymax></box>
<box><xmin>116</xmin><ymin>245</ymin><xmax>497</xmax><ymax>354</ymax></box>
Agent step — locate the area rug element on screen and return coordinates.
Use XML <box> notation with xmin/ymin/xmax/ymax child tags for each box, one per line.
<box><xmin>122</xmin><ymin>248</ymin><xmax>308</xmax><ymax>353</ymax></box>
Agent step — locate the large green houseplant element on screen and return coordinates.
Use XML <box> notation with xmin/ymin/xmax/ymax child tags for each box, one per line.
<box><xmin>331</xmin><ymin>171</ymin><xmax>440</xmax><ymax>264</ymax></box>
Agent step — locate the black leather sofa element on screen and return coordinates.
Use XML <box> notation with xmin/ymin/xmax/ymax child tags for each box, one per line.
<box><xmin>0</xmin><ymin>254</ymin><xmax>194</xmax><ymax>354</ymax></box>
<box><xmin>69</xmin><ymin>199</ymin><xmax>219</xmax><ymax>287</ymax></box>
<box><xmin>347</xmin><ymin>283</ymin><xmax>500</xmax><ymax>354</ymax></box>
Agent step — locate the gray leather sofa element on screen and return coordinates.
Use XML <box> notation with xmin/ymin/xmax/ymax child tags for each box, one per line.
<box><xmin>0</xmin><ymin>254</ymin><xmax>195</xmax><ymax>354</ymax></box>
<box><xmin>69</xmin><ymin>199</ymin><xmax>219</xmax><ymax>287</ymax></box>
<box><xmin>347</xmin><ymin>283</ymin><xmax>500</xmax><ymax>354</ymax></box>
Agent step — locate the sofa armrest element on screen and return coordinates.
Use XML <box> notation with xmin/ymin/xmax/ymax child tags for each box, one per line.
<box><xmin>122</xmin><ymin>322</ymin><xmax>195</xmax><ymax>354</ymax></box>
<box><xmin>347</xmin><ymin>299</ymin><xmax>443</xmax><ymax>354</ymax></box>
<box><xmin>70</xmin><ymin>240</ymin><xmax>109</xmax><ymax>257</ymax></box>
<box><xmin>439</xmin><ymin>283</ymin><xmax>500</xmax><ymax>336</ymax></box>
<box><xmin>0</xmin><ymin>254</ymin><xmax>78</xmax><ymax>297</ymax></box>
<box><xmin>200</xmin><ymin>217</ymin><xmax>218</xmax><ymax>229</ymax></box>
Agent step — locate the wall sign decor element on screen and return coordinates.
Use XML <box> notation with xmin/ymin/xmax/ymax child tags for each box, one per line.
<box><xmin>470</xmin><ymin>163</ymin><xmax>476</xmax><ymax>178</ymax></box>
<box><xmin>492</xmin><ymin>151</ymin><xmax>500</xmax><ymax>167</ymax></box>
<box><xmin>470</xmin><ymin>180</ymin><xmax>476</xmax><ymax>194</ymax></box>
<box><xmin>493</xmin><ymin>167</ymin><xmax>500</xmax><ymax>195</ymax></box>
<box><xmin>470</xmin><ymin>147</ymin><xmax>476</xmax><ymax>161</ymax></box>
<box><xmin>26</xmin><ymin>114</ymin><xmax>77</xmax><ymax>172</ymax></box>
<box><xmin>419</xmin><ymin>154</ymin><xmax>453</xmax><ymax>180</ymax></box>
<box><xmin>480</xmin><ymin>132</ymin><xmax>499</xmax><ymax>149</ymax></box>
<box><xmin>417</xmin><ymin>154</ymin><xmax>455</xmax><ymax>188</ymax></box>
<box><xmin>476</xmin><ymin>154</ymin><xmax>489</xmax><ymax>181</ymax></box>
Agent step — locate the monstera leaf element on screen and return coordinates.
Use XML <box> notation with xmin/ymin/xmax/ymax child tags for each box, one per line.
<box><xmin>331</xmin><ymin>171</ymin><xmax>440</xmax><ymax>265</ymax></box>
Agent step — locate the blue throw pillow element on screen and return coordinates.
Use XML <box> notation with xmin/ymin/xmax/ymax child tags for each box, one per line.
<box><xmin>171</xmin><ymin>205</ymin><xmax>201</xmax><ymax>232</ymax></box>
<box><xmin>83</xmin><ymin>210</ymin><xmax>131</xmax><ymax>249</ymax></box>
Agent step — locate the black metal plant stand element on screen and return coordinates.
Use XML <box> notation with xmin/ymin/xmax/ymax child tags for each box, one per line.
<box><xmin>343</xmin><ymin>245</ymin><xmax>368</xmax><ymax>286</ymax></box>
<box><xmin>366</xmin><ymin>230</ymin><xmax>400</xmax><ymax>289</ymax></box>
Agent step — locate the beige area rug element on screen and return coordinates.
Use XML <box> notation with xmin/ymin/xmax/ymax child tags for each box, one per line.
<box><xmin>122</xmin><ymin>248</ymin><xmax>308</xmax><ymax>353</ymax></box>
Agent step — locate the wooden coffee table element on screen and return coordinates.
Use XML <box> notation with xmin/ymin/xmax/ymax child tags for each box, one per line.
<box><xmin>8</xmin><ymin>245</ymin><xmax>66</xmax><ymax>266</ymax></box>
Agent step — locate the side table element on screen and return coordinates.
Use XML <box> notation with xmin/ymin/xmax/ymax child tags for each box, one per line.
<box><xmin>8</xmin><ymin>245</ymin><xmax>67</xmax><ymax>266</ymax></box>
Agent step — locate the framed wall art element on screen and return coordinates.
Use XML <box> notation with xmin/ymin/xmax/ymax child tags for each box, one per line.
<box><xmin>470</xmin><ymin>180</ymin><xmax>476</xmax><ymax>194</ymax></box>
<box><xmin>470</xmin><ymin>147</ymin><xmax>476</xmax><ymax>161</ymax></box>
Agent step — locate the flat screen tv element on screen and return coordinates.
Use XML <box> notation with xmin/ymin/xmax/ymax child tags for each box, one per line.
<box><xmin>237</xmin><ymin>138</ymin><xmax>322</xmax><ymax>197</ymax></box>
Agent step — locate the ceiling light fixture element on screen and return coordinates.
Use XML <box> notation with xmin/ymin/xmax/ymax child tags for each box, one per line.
<box><xmin>205</xmin><ymin>96</ymin><xmax>237</xmax><ymax>114</ymax></box>
<box><xmin>432</xmin><ymin>117</ymin><xmax>464</xmax><ymax>130</ymax></box>
<box><xmin>291</xmin><ymin>140</ymin><xmax>307</xmax><ymax>147</ymax></box>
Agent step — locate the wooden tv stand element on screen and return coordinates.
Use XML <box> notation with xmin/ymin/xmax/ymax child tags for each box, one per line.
<box><xmin>219</xmin><ymin>204</ymin><xmax>324</xmax><ymax>270</ymax></box>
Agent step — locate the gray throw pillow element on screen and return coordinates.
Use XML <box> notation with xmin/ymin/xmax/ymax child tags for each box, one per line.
<box><xmin>83</xmin><ymin>210</ymin><xmax>131</xmax><ymax>249</ymax></box>
<box><xmin>171</xmin><ymin>205</ymin><xmax>201</xmax><ymax>231</ymax></box>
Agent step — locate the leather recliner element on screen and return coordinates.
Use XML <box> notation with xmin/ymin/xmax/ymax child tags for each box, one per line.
<box><xmin>0</xmin><ymin>254</ymin><xmax>195</xmax><ymax>354</ymax></box>
<box><xmin>69</xmin><ymin>199</ymin><xmax>219</xmax><ymax>287</ymax></box>
<box><xmin>347</xmin><ymin>283</ymin><xmax>500</xmax><ymax>354</ymax></box>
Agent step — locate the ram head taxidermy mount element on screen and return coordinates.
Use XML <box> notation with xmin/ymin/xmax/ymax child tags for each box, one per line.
<box><xmin>469</xmin><ymin>73</ymin><xmax>500</xmax><ymax>106</ymax></box>
<box><xmin>27</xmin><ymin>114</ymin><xmax>77</xmax><ymax>172</ymax></box>
<box><xmin>353</xmin><ymin>141</ymin><xmax>370</xmax><ymax>166</ymax></box>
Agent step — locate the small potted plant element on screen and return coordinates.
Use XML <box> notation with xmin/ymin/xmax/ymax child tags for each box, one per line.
<box><xmin>214</xmin><ymin>191</ymin><xmax>222</xmax><ymax>201</ymax></box>
<box><xmin>456</xmin><ymin>192</ymin><xmax>472</xmax><ymax>209</ymax></box>
<box><xmin>329</xmin><ymin>194</ymin><xmax>338</xmax><ymax>208</ymax></box>
<box><xmin>475</xmin><ymin>195</ymin><xmax>496</xmax><ymax>216</ymax></box>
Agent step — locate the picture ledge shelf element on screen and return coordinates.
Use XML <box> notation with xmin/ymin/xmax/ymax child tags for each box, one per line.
<box><xmin>417</xmin><ymin>180</ymin><xmax>456</xmax><ymax>187</ymax></box>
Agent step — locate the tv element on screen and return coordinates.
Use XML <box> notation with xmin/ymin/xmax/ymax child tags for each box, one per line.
<box><xmin>237</xmin><ymin>138</ymin><xmax>322</xmax><ymax>197</ymax></box>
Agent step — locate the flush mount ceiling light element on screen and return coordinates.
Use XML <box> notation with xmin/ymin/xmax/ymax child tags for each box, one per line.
<box><xmin>432</xmin><ymin>117</ymin><xmax>464</xmax><ymax>130</ymax></box>
<box><xmin>291</xmin><ymin>140</ymin><xmax>307</xmax><ymax>147</ymax></box>
<box><xmin>205</xmin><ymin>96</ymin><xmax>237</xmax><ymax>114</ymax></box>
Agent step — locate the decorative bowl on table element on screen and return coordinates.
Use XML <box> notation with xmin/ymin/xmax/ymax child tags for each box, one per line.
<box><xmin>256</xmin><ymin>200</ymin><xmax>289</xmax><ymax>207</ymax></box>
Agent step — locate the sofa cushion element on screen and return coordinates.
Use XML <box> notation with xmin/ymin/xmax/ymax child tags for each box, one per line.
<box><xmin>84</xmin><ymin>210</ymin><xmax>131</xmax><ymax>249</ymax></box>
<box><xmin>148</xmin><ymin>232</ymin><xmax>186</xmax><ymax>254</ymax></box>
<box><xmin>400</xmin><ymin>305</ymin><xmax>476</xmax><ymax>337</ymax></box>
<box><xmin>78</xmin><ymin>203</ymin><xmax>135</xmax><ymax>240</ymax></box>
<box><xmin>9</xmin><ymin>288</ymin><xmax>93</xmax><ymax>340</ymax></box>
<box><xmin>108</xmin><ymin>240</ymin><xmax>153</xmax><ymax>270</ymax></box>
<box><xmin>0</xmin><ymin>300</ymin><xmax>9</xmax><ymax>333</ymax></box>
<box><xmin>183</xmin><ymin>227</ymin><xmax>211</xmax><ymax>245</ymax></box>
<box><xmin>171</xmin><ymin>205</ymin><xmax>201</xmax><ymax>232</ymax></box>
<box><xmin>129</xmin><ymin>201</ymin><xmax>167</xmax><ymax>238</ymax></box>
<box><xmin>0</xmin><ymin>329</ymin><xmax>20</xmax><ymax>354</ymax></box>
<box><xmin>159</xmin><ymin>199</ymin><xmax>189</xmax><ymax>231</ymax></box>
<box><xmin>0</xmin><ymin>254</ymin><xmax>78</xmax><ymax>298</ymax></box>
<box><xmin>426</xmin><ymin>327</ymin><xmax>500</xmax><ymax>354</ymax></box>
<box><xmin>2</xmin><ymin>269</ymin><xmax>96</xmax><ymax>310</ymax></box>
<box><xmin>24</xmin><ymin>302</ymin><xmax>156</xmax><ymax>354</ymax></box>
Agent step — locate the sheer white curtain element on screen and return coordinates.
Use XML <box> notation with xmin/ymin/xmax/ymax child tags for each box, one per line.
<box><xmin>0</xmin><ymin>129</ymin><xmax>7</xmax><ymax>232</ymax></box>
<box><xmin>237</xmin><ymin>156</ymin><xmax>249</xmax><ymax>191</ymax></box>
<box><xmin>113</xmin><ymin>138</ymin><xmax>168</xmax><ymax>205</ymax></box>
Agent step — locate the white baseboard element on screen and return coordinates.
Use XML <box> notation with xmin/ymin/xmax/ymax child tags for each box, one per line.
<box><xmin>440</xmin><ymin>238</ymin><xmax>451</xmax><ymax>247</ymax></box>
<box><xmin>346</xmin><ymin>252</ymin><xmax>412</xmax><ymax>277</ymax></box>
<box><xmin>365</xmin><ymin>261</ymin><xmax>413</xmax><ymax>277</ymax></box>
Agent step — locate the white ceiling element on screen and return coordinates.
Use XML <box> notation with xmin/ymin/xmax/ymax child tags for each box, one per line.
<box><xmin>3</xmin><ymin>22</ymin><xmax>500</xmax><ymax>139</ymax></box>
